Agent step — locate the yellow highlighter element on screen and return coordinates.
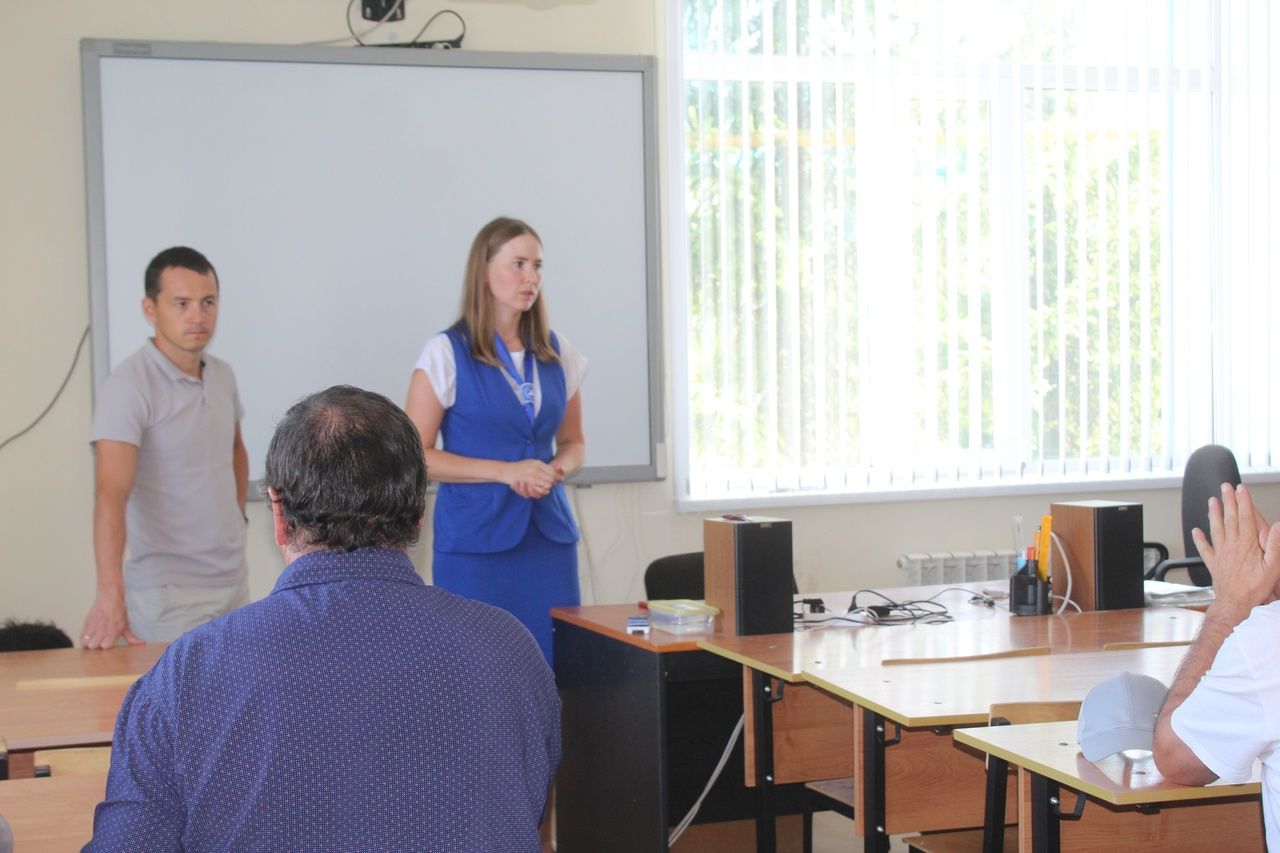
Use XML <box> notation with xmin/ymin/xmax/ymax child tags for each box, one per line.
<box><xmin>1037</xmin><ymin>514</ymin><xmax>1053</xmax><ymax>580</ymax></box>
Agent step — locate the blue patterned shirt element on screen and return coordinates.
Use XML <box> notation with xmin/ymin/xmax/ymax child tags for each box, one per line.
<box><xmin>85</xmin><ymin>548</ymin><xmax>560</xmax><ymax>852</ymax></box>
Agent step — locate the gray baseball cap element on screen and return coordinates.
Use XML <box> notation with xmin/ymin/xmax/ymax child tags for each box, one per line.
<box><xmin>1076</xmin><ymin>671</ymin><xmax>1168</xmax><ymax>762</ymax></box>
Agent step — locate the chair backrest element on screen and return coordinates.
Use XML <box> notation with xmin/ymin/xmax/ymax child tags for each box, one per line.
<box><xmin>1142</xmin><ymin>541</ymin><xmax>1169</xmax><ymax>575</ymax></box>
<box><xmin>1181</xmin><ymin>444</ymin><xmax>1241</xmax><ymax>586</ymax></box>
<box><xmin>644</xmin><ymin>552</ymin><xmax>704</xmax><ymax>601</ymax></box>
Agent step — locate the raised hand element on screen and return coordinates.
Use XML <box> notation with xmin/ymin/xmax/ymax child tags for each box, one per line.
<box><xmin>1192</xmin><ymin>483</ymin><xmax>1280</xmax><ymax>612</ymax></box>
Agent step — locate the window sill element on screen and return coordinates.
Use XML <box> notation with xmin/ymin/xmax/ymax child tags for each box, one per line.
<box><xmin>676</xmin><ymin>469</ymin><xmax>1280</xmax><ymax>512</ymax></box>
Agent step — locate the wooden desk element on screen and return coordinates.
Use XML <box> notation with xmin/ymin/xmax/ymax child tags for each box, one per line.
<box><xmin>0</xmin><ymin>644</ymin><xmax>164</xmax><ymax>689</ymax></box>
<box><xmin>0</xmin><ymin>771</ymin><xmax>105</xmax><ymax>851</ymax></box>
<box><xmin>702</xmin><ymin>604</ymin><xmax>1202</xmax><ymax>678</ymax></box>
<box><xmin>696</xmin><ymin>584</ymin><xmax>1021</xmax><ymax>849</ymax></box>
<box><xmin>803</xmin><ymin>645</ymin><xmax>1190</xmax><ymax>852</ymax></box>
<box><xmin>806</xmin><ymin>645</ymin><xmax>1187</xmax><ymax>728</ymax></box>
<box><xmin>698</xmin><ymin>600</ymin><xmax>1203</xmax><ymax>853</ymax></box>
<box><xmin>0</xmin><ymin>644</ymin><xmax>163</xmax><ymax>777</ymax></box>
<box><xmin>552</xmin><ymin>605</ymin><xmax>809</xmax><ymax>853</ymax></box>
<box><xmin>954</xmin><ymin>721</ymin><xmax>1263</xmax><ymax>851</ymax></box>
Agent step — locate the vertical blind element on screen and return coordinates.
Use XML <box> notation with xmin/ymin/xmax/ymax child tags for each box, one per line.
<box><xmin>675</xmin><ymin>0</ymin><xmax>1277</xmax><ymax>503</ymax></box>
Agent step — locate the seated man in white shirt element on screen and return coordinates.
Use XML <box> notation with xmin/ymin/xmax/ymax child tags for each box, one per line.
<box><xmin>1153</xmin><ymin>483</ymin><xmax>1280</xmax><ymax>848</ymax></box>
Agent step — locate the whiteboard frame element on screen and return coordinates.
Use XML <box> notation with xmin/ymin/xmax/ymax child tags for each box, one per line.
<box><xmin>80</xmin><ymin>38</ymin><xmax>664</xmax><ymax>488</ymax></box>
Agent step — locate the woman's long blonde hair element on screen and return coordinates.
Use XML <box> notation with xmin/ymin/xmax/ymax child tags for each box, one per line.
<box><xmin>453</xmin><ymin>216</ymin><xmax>558</xmax><ymax>367</ymax></box>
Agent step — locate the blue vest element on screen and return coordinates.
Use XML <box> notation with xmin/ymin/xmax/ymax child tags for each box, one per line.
<box><xmin>433</xmin><ymin>327</ymin><xmax>581</xmax><ymax>554</ymax></box>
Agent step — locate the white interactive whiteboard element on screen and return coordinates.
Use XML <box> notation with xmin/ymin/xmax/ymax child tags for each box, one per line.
<box><xmin>81</xmin><ymin>39</ymin><xmax>662</xmax><ymax>486</ymax></box>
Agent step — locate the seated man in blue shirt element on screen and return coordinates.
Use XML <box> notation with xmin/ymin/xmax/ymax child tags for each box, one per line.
<box><xmin>85</xmin><ymin>385</ymin><xmax>561</xmax><ymax>852</ymax></box>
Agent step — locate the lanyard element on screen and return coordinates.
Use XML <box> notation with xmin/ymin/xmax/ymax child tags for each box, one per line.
<box><xmin>494</xmin><ymin>334</ymin><xmax>536</xmax><ymax>424</ymax></box>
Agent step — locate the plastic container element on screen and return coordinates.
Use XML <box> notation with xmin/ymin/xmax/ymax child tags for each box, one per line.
<box><xmin>647</xmin><ymin>599</ymin><xmax>720</xmax><ymax>635</ymax></box>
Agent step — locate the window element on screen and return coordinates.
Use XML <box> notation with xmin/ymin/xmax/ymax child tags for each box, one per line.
<box><xmin>672</xmin><ymin>0</ymin><xmax>1278</xmax><ymax>505</ymax></box>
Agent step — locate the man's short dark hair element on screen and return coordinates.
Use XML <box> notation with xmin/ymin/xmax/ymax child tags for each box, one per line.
<box><xmin>0</xmin><ymin>619</ymin><xmax>73</xmax><ymax>652</ymax></box>
<box><xmin>264</xmin><ymin>385</ymin><xmax>427</xmax><ymax>551</ymax></box>
<box><xmin>144</xmin><ymin>246</ymin><xmax>218</xmax><ymax>300</ymax></box>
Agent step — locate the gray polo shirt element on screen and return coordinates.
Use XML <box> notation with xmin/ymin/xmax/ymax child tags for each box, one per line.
<box><xmin>90</xmin><ymin>341</ymin><xmax>248</xmax><ymax>589</ymax></box>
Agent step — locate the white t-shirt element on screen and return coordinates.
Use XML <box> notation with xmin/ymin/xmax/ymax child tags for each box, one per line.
<box><xmin>1172</xmin><ymin>601</ymin><xmax>1280</xmax><ymax>849</ymax></box>
<box><xmin>414</xmin><ymin>331</ymin><xmax>587</xmax><ymax>414</ymax></box>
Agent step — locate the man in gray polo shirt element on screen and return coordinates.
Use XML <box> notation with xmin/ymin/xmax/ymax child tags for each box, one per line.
<box><xmin>81</xmin><ymin>246</ymin><xmax>249</xmax><ymax>648</ymax></box>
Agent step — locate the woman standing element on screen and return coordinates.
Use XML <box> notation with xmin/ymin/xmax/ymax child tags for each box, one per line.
<box><xmin>405</xmin><ymin>217</ymin><xmax>586</xmax><ymax>663</ymax></box>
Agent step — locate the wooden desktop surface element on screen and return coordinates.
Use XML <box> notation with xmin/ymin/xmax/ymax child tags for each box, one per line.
<box><xmin>0</xmin><ymin>771</ymin><xmax>105</xmax><ymax>850</ymax></box>
<box><xmin>803</xmin><ymin>644</ymin><xmax>1189</xmax><ymax>728</ymax></box>
<box><xmin>954</xmin><ymin>720</ymin><xmax>1259</xmax><ymax>806</ymax></box>
<box><xmin>554</xmin><ymin>582</ymin><xmax>1009</xmax><ymax>658</ymax></box>
<box><xmin>0</xmin><ymin>644</ymin><xmax>163</xmax><ymax>775</ymax></box>
<box><xmin>0</xmin><ymin>644</ymin><xmax>164</xmax><ymax>689</ymax></box>
<box><xmin>551</xmin><ymin>604</ymin><xmax>705</xmax><ymax>652</ymax></box>
<box><xmin>559</xmin><ymin>582</ymin><xmax>1206</xmax><ymax>675</ymax></box>
<box><xmin>698</xmin><ymin>583</ymin><xmax>1003</xmax><ymax>680</ymax></box>
<box><xmin>699</xmin><ymin>605</ymin><xmax>1203</xmax><ymax>682</ymax></box>
<box><xmin>796</xmin><ymin>643</ymin><xmax>1203</xmax><ymax>840</ymax></box>
<box><xmin>0</xmin><ymin>683</ymin><xmax>131</xmax><ymax>752</ymax></box>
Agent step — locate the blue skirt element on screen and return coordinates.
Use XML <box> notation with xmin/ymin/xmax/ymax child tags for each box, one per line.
<box><xmin>432</xmin><ymin>524</ymin><xmax>580</xmax><ymax>664</ymax></box>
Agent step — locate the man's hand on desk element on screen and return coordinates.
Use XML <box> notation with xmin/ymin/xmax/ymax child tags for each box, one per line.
<box><xmin>80</xmin><ymin>590</ymin><xmax>144</xmax><ymax>649</ymax></box>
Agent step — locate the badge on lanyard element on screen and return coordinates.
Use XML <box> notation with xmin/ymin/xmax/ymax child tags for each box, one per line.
<box><xmin>494</xmin><ymin>334</ymin><xmax>536</xmax><ymax>424</ymax></box>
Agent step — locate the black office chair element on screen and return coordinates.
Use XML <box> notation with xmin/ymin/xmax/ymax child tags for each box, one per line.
<box><xmin>1142</xmin><ymin>541</ymin><xmax>1170</xmax><ymax>576</ymax></box>
<box><xmin>643</xmin><ymin>552</ymin><xmax>704</xmax><ymax>600</ymax></box>
<box><xmin>1146</xmin><ymin>444</ymin><xmax>1242</xmax><ymax>587</ymax></box>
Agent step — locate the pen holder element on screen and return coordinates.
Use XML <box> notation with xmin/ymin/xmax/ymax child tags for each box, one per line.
<box><xmin>1010</xmin><ymin>572</ymin><xmax>1051</xmax><ymax>616</ymax></box>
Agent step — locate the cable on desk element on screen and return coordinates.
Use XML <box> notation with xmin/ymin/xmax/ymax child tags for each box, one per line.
<box><xmin>794</xmin><ymin>586</ymin><xmax>1003</xmax><ymax>627</ymax></box>
<box><xmin>797</xmin><ymin>613</ymin><xmax>884</xmax><ymax>627</ymax></box>
<box><xmin>846</xmin><ymin>589</ymin><xmax>955</xmax><ymax>625</ymax></box>
<box><xmin>916</xmin><ymin>586</ymin><xmax>1001</xmax><ymax>608</ymax></box>
<box><xmin>795</xmin><ymin>596</ymin><xmax>884</xmax><ymax>626</ymax></box>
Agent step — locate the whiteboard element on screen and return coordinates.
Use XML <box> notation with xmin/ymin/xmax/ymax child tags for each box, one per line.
<box><xmin>81</xmin><ymin>39</ymin><xmax>662</xmax><ymax>486</ymax></box>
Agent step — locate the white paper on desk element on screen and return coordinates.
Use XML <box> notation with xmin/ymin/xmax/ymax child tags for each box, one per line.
<box><xmin>1144</xmin><ymin>579</ymin><xmax>1214</xmax><ymax>607</ymax></box>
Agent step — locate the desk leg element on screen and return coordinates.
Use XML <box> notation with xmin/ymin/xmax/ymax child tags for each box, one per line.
<box><xmin>861</xmin><ymin>708</ymin><xmax>890</xmax><ymax>853</ymax></box>
<box><xmin>750</xmin><ymin>670</ymin><xmax>777</xmax><ymax>853</ymax></box>
<box><xmin>1029</xmin><ymin>773</ymin><xmax>1061</xmax><ymax>853</ymax></box>
<box><xmin>982</xmin><ymin>756</ymin><xmax>1009</xmax><ymax>853</ymax></box>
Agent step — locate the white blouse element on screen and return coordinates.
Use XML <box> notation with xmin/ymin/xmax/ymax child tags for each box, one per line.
<box><xmin>414</xmin><ymin>331</ymin><xmax>587</xmax><ymax>414</ymax></box>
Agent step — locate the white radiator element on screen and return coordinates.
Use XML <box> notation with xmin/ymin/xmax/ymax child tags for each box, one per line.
<box><xmin>897</xmin><ymin>550</ymin><xmax>1019</xmax><ymax>586</ymax></box>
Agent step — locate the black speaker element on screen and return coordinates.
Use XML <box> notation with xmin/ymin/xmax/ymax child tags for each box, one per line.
<box><xmin>703</xmin><ymin>516</ymin><xmax>794</xmax><ymax>635</ymax></box>
<box><xmin>1049</xmin><ymin>501</ymin><xmax>1145</xmax><ymax>611</ymax></box>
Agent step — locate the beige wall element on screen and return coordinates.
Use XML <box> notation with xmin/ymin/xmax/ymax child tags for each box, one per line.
<box><xmin>1</xmin><ymin>1</ymin><xmax>1268</xmax><ymax>639</ymax></box>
